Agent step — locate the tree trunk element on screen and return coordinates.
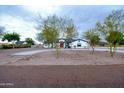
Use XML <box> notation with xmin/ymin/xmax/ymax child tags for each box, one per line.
<box><xmin>51</xmin><ymin>43</ymin><xmax>54</xmax><ymax>48</ymax></box>
<box><xmin>91</xmin><ymin>46</ymin><xmax>94</xmax><ymax>54</ymax></box>
<box><xmin>109</xmin><ymin>44</ymin><xmax>114</xmax><ymax>57</ymax></box>
<box><xmin>55</xmin><ymin>44</ymin><xmax>60</xmax><ymax>59</ymax></box>
<box><xmin>12</xmin><ymin>41</ymin><xmax>15</xmax><ymax>49</ymax></box>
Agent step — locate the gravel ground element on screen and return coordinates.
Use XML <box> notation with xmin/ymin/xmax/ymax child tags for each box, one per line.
<box><xmin>0</xmin><ymin>49</ymin><xmax>124</xmax><ymax>65</ymax></box>
<box><xmin>0</xmin><ymin>48</ymin><xmax>124</xmax><ymax>87</ymax></box>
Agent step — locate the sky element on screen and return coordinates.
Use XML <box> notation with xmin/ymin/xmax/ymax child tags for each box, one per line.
<box><xmin>0</xmin><ymin>5</ymin><xmax>124</xmax><ymax>43</ymax></box>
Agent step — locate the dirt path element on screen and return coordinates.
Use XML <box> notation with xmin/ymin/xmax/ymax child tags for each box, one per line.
<box><xmin>12</xmin><ymin>48</ymin><xmax>124</xmax><ymax>56</ymax></box>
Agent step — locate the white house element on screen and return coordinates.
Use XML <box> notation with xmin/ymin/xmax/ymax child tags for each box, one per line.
<box><xmin>42</xmin><ymin>38</ymin><xmax>89</xmax><ymax>49</ymax></box>
<box><xmin>71</xmin><ymin>39</ymin><xmax>89</xmax><ymax>48</ymax></box>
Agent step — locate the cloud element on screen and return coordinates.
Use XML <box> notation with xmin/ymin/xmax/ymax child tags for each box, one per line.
<box><xmin>1</xmin><ymin>5</ymin><xmax>124</xmax><ymax>40</ymax></box>
<box><xmin>22</xmin><ymin>5</ymin><xmax>61</xmax><ymax>18</ymax></box>
<box><xmin>55</xmin><ymin>5</ymin><xmax>124</xmax><ymax>37</ymax></box>
<box><xmin>0</xmin><ymin>14</ymin><xmax>38</xmax><ymax>41</ymax></box>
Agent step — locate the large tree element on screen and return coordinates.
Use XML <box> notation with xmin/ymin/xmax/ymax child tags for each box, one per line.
<box><xmin>96</xmin><ymin>10</ymin><xmax>124</xmax><ymax>56</ymax></box>
<box><xmin>84</xmin><ymin>28</ymin><xmax>100</xmax><ymax>54</ymax></box>
<box><xmin>2</xmin><ymin>32</ymin><xmax>20</xmax><ymax>48</ymax></box>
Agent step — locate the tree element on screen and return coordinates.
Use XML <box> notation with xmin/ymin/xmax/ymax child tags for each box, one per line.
<box><xmin>36</xmin><ymin>15</ymin><xmax>65</xmax><ymax>35</ymax></box>
<box><xmin>2</xmin><ymin>32</ymin><xmax>20</xmax><ymax>48</ymax></box>
<box><xmin>106</xmin><ymin>31</ymin><xmax>123</xmax><ymax>56</ymax></box>
<box><xmin>36</xmin><ymin>15</ymin><xmax>65</xmax><ymax>48</ymax></box>
<box><xmin>25</xmin><ymin>38</ymin><xmax>35</xmax><ymax>45</ymax></box>
<box><xmin>41</xmin><ymin>25</ymin><xmax>58</xmax><ymax>48</ymax></box>
<box><xmin>84</xmin><ymin>28</ymin><xmax>100</xmax><ymax>54</ymax></box>
<box><xmin>65</xmin><ymin>22</ymin><xmax>78</xmax><ymax>39</ymax></box>
<box><xmin>36</xmin><ymin>15</ymin><xmax>77</xmax><ymax>58</ymax></box>
<box><xmin>35</xmin><ymin>15</ymin><xmax>77</xmax><ymax>38</ymax></box>
<box><xmin>96</xmin><ymin>10</ymin><xmax>124</xmax><ymax>56</ymax></box>
<box><xmin>64</xmin><ymin>21</ymin><xmax>78</xmax><ymax>48</ymax></box>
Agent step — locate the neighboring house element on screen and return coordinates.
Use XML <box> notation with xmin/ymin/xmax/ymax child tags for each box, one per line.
<box><xmin>71</xmin><ymin>39</ymin><xmax>89</xmax><ymax>48</ymax></box>
<box><xmin>16</xmin><ymin>41</ymin><xmax>27</xmax><ymax>45</ymax></box>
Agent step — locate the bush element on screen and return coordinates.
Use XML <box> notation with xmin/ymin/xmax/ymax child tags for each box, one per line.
<box><xmin>2</xmin><ymin>44</ymin><xmax>13</xmax><ymax>49</ymax></box>
<box><xmin>1</xmin><ymin>44</ymin><xmax>31</xmax><ymax>49</ymax></box>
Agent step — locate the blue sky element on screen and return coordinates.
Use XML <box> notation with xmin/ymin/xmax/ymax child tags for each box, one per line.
<box><xmin>0</xmin><ymin>5</ymin><xmax>124</xmax><ymax>42</ymax></box>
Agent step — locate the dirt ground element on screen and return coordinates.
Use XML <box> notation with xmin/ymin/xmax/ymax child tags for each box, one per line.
<box><xmin>0</xmin><ymin>49</ymin><xmax>124</xmax><ymax>65</ymax></box>
<box><xmin>0</xmin><ymin>48</ymin><xmax>124</xmax><ymax>87</ymax></box>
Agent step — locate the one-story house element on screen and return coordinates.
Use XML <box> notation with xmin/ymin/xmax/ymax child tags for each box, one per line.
<box><xmin>56</xmin><ymin>38</ymin><xmax>89</xmax><ymax>48</ymax></box>
<box><xmin>71</xmin><ymin>39</ymin><xmax>89</xmax><ymax>48</ymax></box>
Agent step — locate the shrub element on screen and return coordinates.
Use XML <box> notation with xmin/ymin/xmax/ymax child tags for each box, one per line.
<box><xmin>1</xmin><ymin>44</ymin><xmax>31</xmax><ymax>49</ymax></box>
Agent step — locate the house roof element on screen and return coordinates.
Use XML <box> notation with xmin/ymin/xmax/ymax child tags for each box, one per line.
<box><xmin>56</xmin><ymin>38</ymin><xmax>88</xmax><ymax>43</ymax></box>
<box><xmin>72</xmin><ymin>39</ymin><xmax>88</xmax><ymax>42</ymax></box>
<box><xmin>16</xmin><ymin>41</ymin><xmax>26</xmax><ymax>45</ymax></box>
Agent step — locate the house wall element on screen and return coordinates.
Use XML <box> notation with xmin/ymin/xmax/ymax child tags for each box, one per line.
<box><xmin>71</xmin><ymin>40</ymin><xmax>89</xmax><ymax>48</ymax></box>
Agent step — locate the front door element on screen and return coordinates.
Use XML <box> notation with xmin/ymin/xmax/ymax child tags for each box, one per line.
<box><xmin>60</xmin><ymin>42</ymin><xmax>64</xmax><ymax>48</ymax></box>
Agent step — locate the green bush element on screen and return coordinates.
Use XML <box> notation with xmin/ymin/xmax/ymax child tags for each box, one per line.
<box><xmin>2</xmin><ymin>44</ymin><xmax>13</xmax><ymax>49</ymax></box>
<box><xmin>1</xmin><ymin>44</ymin><xmax>31</xmax><ymax>49</ymax></box>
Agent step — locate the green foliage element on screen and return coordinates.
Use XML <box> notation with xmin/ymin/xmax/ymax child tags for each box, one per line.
<box><xmin>106</xmin><ymin>31</ymin><xmax>123</xmax><ymax>56</ymax></box>
<box><xmin>84</xmin><ymin>28</ymin><xmax>100</xmax><ymax>54</ymax></box>
<box><xmin>42</xmin><ymin>25</ymin><xmax>58</xmax><ymax>48</ymax></box>
<box><xmin>25</xmin><ymin>38</ymin><xmax>35</xmax><ymax>45</ymax></box>
<box><xmin>37</xmin><ymin>15</ymin><xmax>78</xmax><ymax>39</ymax></box>
<box><xmin>96</xmin><ymin>10</ymin><xmax>124</xmax><ymax>56</ymax></box>
<box><xmin>119</xmin><ymin>34</ymin><xmax>124</xmax><ymax>45</ymax></box>
<box><xmin>1</xmin><ymin>44</ymin><xmax>30</xmax><ymax>49</ymax></box>
<box><xmin>2</xmin><ymin>32</ymin><xmax>20</xmax><ymax>48</ymax></box>
<box><xmin>2</xmin><ymin>32</ymin><xmax>20</xmax><ymax>42</ymax></box>
<box><xmin>106</xmin><ymin>31</ymin><xmax>123</xmax><ymax>46</ymax></box>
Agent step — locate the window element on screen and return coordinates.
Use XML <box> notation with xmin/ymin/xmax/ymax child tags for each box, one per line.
<box><xmin>77</xmin><ymin>43</ymin><xmax>81</xmax><ymax>47</ymax></box>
